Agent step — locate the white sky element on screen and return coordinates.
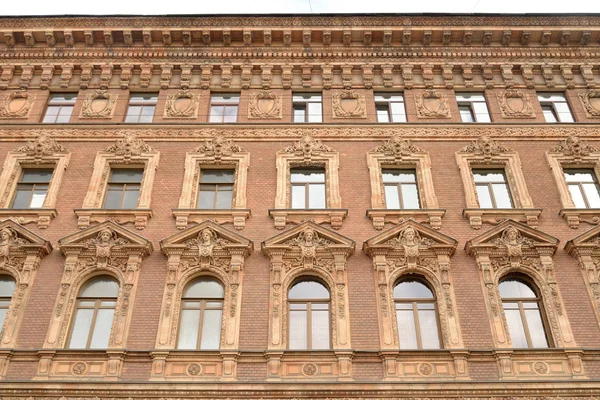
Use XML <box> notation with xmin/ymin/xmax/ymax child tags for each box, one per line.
<box><xmin>1</xmin><ymin>0</ymin><xmax>599</xmax><ymax>16</ymax></box>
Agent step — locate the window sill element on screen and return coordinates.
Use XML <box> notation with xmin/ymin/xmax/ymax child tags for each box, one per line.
<box><xmin>366</xmin><ymin>209</ymin><xmax>446</xmax><ymax>230</ymax></box>
<box><xmin>0</xmin><ymin>208</ymin><xmax>57</xmax><ymax>229</ymax></box>
<box><xmin>559</xmin><ymin>208</ymin><xmax>600</xmax><ymax>229</ymax></box>
<box><xmin>265</xmin><ymin>349</ymin><xmax>354</xmax><ymax>381</ymax></box>
<box><xmin>379</xmin><ymin>349</ymin><xmax>469</xmax><ymax>381</ymax></box>
<box><xmin>34</xmin><ymin>349</ymin><xmax>125</xmax><ymax>380</ymax></box>
<box><xmin>268</xmin><ymin>208</ymin><xmax>348</xmax><ymax>230</ymax></box>
<box><xmin>172</xmin><ymin>208</ymin><xmax>251</xmax><ymax>230</ymax></box>
<box><xmin>493</xmin><ymin>349</ymin><xmax>585</xmax><ymax>380</ymax></box>
<box><xmin>149</xmin><ymin>350</ymin><xmax>240</xmax><ymax>381</ymax></box>
<box><xmin>463</xmin><ymin>208</ymin><xmax>542</xmax><ymax>230</ymax></box>
<box><xmin>74</xmin><ymin>209</ymin><xmax>152</xmax><ymax>230</ymax></box>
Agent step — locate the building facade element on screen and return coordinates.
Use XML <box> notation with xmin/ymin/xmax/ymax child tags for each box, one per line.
<box><xmin>0</xmin><ymin>12</ymin><xmax>598</xmax><ymax>399</ymax></box>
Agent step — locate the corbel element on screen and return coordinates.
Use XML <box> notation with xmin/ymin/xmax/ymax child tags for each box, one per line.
<box><xmin>422</xmin><ymin>64</ymin><xmax>434</xmax><ymax>89</ymax></box>
<box><xmin>383</xmin><ymin>30</ymin><xmax>393</xmax><ymax>46</ymax></box>
<box><xmin>202</xmin><ymin>30</ymin><xmax>211</xmax><ymax>46</ymax></box>
<box><xmin>462</xmin><ymin>31</ymin><xmax>472</xmax><ymax>46</ymax></box>
<box><xmin>220</xmin><ymin>64</ymin><xmax>233</xmax><ymax>88</ymax></box>
<box><xmin>402</xmin><ymin>30</ymin><xmax>411</xmax><ymax>45</ymax></box>
<box><xmin>362</xmin><ymin>64</ymin><xmax>373</xmax><ymax>89</ymax></box>
<box><xmin>283</xmin><ymin>30</ymin><xmax>292</xmax><ymax>46</ymax></box>
<box><xmin>241</xmin><ymin>63</ymin><xmax>252</xmax><ymax>90</ymax></box>
<box><xmin>560</xmin><ymin>65</ymin><xmax>575</xmax><ymax>89</ymax></box>
<box><xmin>243</xmin><ymin>30</ymin><xmax>251</xmax><ymax>46</ymax></box>
<box><xmin>343</xmin><ymin>30</ymin><xmax>351</xmax><ymax>46</ymax></box>
<box><xmin>282</xmin><ymin>64</ymin><xmax>293</xmax><ymax>90</ymax></box>
<box><xmin>401</xmin><ymin>64</ymin><xmax>413</xmax><ymax>89</ymax></box>
<box><xmin>142</xmin><ymin>30</ymin><xmax>152</xmax><ymax>46</ymax></box>
<box><xmin>84</xmin><ymin>30</ymin><xmax>94</xmax><ymax>46</ymax></box>
<box><xmin>40</xmin><ymin>64</ymin><xmax>55</xmax><ymax>90</ymax></box>
<box><xmin>263</xmin><ymin>30</ymin><xmax>271</xmax><ymax>46</ymax></box>
<box><xmin>363</xmin><ymin>30</ymin><xmax>372</xmax><ymax>46</ymax></box>
<box><xmin>303</xmin><ymin>30</ymin><xmax>311</xmax><ymax>46</ymax></box>
<box><xmin>23</xmin><ymin>31</ymin><xmax>36</xmax><ymax>47</ymax></box>
<box><xmin>180</xmin><ymin>64</ymin><xmax>193</xmax><ymax>89</ymax></box>
<box><xmin>200</xmin><ymin>64</ymin><xmax>212</xmax><ymax>90</ymax></box>
<box><xmin>140</xmin><ymin>63</ymin><xmax>153</xmax><ymax>89</ymax></box>
<box><xmin>342</xmin><ymin>64</ymin><xmax>353</xmax><ymax>89</ymax></box>
<box><xmin>302</xmin><ymin>64</ymin><xmax>312</xmax><ymax>88</ymax></box>
<box><xmin>123</xmin><ymin>30</ymin><xmax>133</xmax><ymax>46</ymax></box>
<box><xmin>580</xmin><ymin>31</ymin><xmax>591</xmax><ymax>45</ymax></box>
<box><xmin>100</xmin><ymin>63</ymin><xmax>113</xmax><ymax>90</ymax></box>
<box><xmin>160</xmin><ymin>64</ymin><xmax>173</xmax><ymax>89</ymax></box>
<box><xmin>80</xmin><ymin>63</ymin><xmax>93</xmax><ymax>89</ymax></box>
<box><xmin>182</xmin><ymin>30</ymin><xmax>192</xmax><ymax>46</ymax></box>
<box><xmin>520</xmin><ymin>31</ymin><xmax>531</xmax><ymax>45</ymax></box>
<box><xmin>323</xmin><ymin>30</ymin><xmax>331</xmax><ymax>46</ymax></box>
<box><xmin>540</xmin><ymin>31</ymin><xmax>551</xmax><ymax>45</ymax></box>
<box><xmin>382</xmin><ymin>64</ymin><xmax>393</xmax><ymax>88</ymax></box>
<box><xmin>223</xmin><ymin>29</ymin><xmax>231</xmax><ymax>46</ymax></box>
<box><xmin>482</xmin><ymin>64</ymin><xmax>494</xmax><ymax>89</ymax></box>
<box><xmin>162</xmin><ymin>30</ymin><xmax>172</xmax><ymax>46</ymax></box>
<box><xmin>119</xmin><ymin>63</ymin><xmax>133</xmax><ymax>89</ymax></box>
<box><xmin>20</xmin><ymin>65</ymin><xmax>34</xmax><ymax>89</ymax></box>
<box><xmin>462</xmin><ymin>64</ymin><xmax>474</xmax><ymax>88</ymax></box>
<box><xmin>0</xmin><ymin>65</ymin><xmax>15</xmax><ymax>90</ymax></box>
<box><xmin>581</xmin><ymin>64</ymin><xmax>596</xmax><ymax>89</ymax></box>
<box><xmin>443</xmin><ymin>64</ymin><xmax>454</xmax><ymax>89</ymax></box>
<box><xmin>542</xmin><ymin>64</ymin><xmax>555</xmax><ymax>88</ymax></box>
<box><xmin>3</xmin><ymin>31</ymin><xmax>15</xmax><ymax>48</ymax></box>
<box><xmin>560</xmin><ymin>31</ymin><xmax>570</xmax><ymax>46</ymax></box>
<box><xmin>45</xmin><ymin>31</ymin><xmax>56</xmax><ymax>47</ymax></box>
<box><xmin>442</xmin><ymin>31</ymin><xmax>451</xmax><ymax>45</ymax></box>
<box><xmin>64</xmin><ymin>30</ymin><xmax>74</xmax><ymax>47</ymax></box>
<box><xmin>423</xmin><ymin>30</ymin><xmax>432</xmax><ymax>46</ymax></box>
<box><xmin>261</xmin><ymin>64</ymin><xmax>273</xmax><ymax>89</ymax></box>
<box><xmin>501</xmin><ymin>64</ymin><xmax>514</xmax><ymax>88</ymax></box>
<box><xmin>521</xmin><ymin>64</ymin><xmax>535</xmax><ymax>89</ymax></box>
<box><xmin>482</xmin><ymin>31</ymin><xmax>492</xmax><ymax>45</ymax></box>
<box><xmin>501</xmin><ymin>30</ymin><xmax>511</xmax><ymax>46</ymax></box>
<box><xmin>103</xmin><ymin>30</ymin><xmax>114</xmax><ymax>46</ymax></box>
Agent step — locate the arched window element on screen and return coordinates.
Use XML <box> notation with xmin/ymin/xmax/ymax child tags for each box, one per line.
<box><xmin>68</xmin><ymin>276</ymin><xmax>119</xmax><ymax>349</ymax></box>
<box><xmin>0</xmin><ymin>276</ymin><xmax>15</xmax><ymax>330</ymax></box>
<box><xmin>499</xmin><ymin>277</ymin><xmax>549</xmax><ymax>348</ymax></box>
<box><xmin>288</xmin><ymin>280</ymin><xmax>330</xmax><ymax>350</ymax></box>
<box><xmin>394</xmin><ymin>278</ymin><xmax>440</xmax><ymax>349</ymax></box>
<box><xmin>177</xmin><ymin>278</ymin><xmax>224</xmax><ymax>350</ymax></box>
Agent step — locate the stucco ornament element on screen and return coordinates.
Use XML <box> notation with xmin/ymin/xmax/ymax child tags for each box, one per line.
<box><xmin>164</xmin><ymin>89</ymin><xmax>199</xmax><ymax>118</ymax></box>
<box><xmin>87</xmin><ymin>227</ymin><xmax>129</xmax><ymax>261</ymax></box>
<box><xmin>248</xmin><ymin>90</ymin><xmax>282</xmax><ymax>119</ymax></box>
<box><xmin>386</xmin><ymin>226</ymin><xmax>433</xmax><ymax>259</ymax></box>
<box><xmin>459</xmin><ymin>136</ymin><xmax>510</xmax><ymax>162</ymax></box>
<box><xmin>0</xmin><ymin>226</ymin><xmax>28</xmax><ymax>264</ymax></box>
<box><xmin>184</xmin><ymin>226</ymin><xmax>231</xmax><ymax>267</ymax></box>
<box><xmin>192</xmin><ymin>135</ymin><xmax>243</xmax><ymax>160</ymax></box>
<box><xmin>285</xmin><ymin>227</ymin><xmax>332</xmax><ymax>264</ymax></box>
<box><xmin>371</xmin><ymin>136</ymin><xmax>424</xmax><ymax>163</ymax></box>
<box><xmin>578</xmin><ymin>89</ymin><xmax>600</xmax><ymax>117</ymax></box>
<box><xmin>105</xmin><ymin>133</ymin><xmax>154</xmax><ymax>162</ymax></box>
<box><xmin>15</xmin><ymin>133</ymin><xmax>67</xmax><ymax>163</ymax></box>
<box><xmin>80</xmin><ymin>89</ymin><xmax>117</xmax><ymax>118</ymax></box>
<box><xmin>284</xmin><ymin>133</ymin><xmax>334</xmax><ymax>161</ymax></box>
<box><xmin>551</xmin><ymin>135</ymin><xmax>598</xmax><ymax>161</ymax></box>
<box><xmin>332</xmin><ymin>89</ymin><xmax>367</xmax><ymax>118</ymax></box>
<box><xmin>496</xmin><ymin>90</ymin><xmax>535</xmax><ymax>118</ymax></box>
<box><xmin>414</xmin><ymin>90</ymin><xmax>451</xmax><ymax>118</ymax></box>
<box><xmin>0</xmin><ymin>90</ymin><xmax>35</xmax><ymax>119</ymax></box>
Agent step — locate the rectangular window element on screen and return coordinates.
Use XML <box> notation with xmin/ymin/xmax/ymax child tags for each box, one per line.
<box><xmin>124</xmin><ymin>94</ymin><xmax>158</xmax><ymax>123</ymax></box>
<box><xmin>290</xmin><ymin>168</ymin><xmax>326</xmax><ymax>209</ymax></box>
<box><xmin>538</xmin><ymin>93</ymin><xmax>574</xmax><ymax>123</ymax></box>
<box><xmin>209</xmin><ymin>94</ymin><xmax>239</xmax><ymax>123</ymax></box>
<box><xmin>564</xmin><ymin>169</ymin><xmax>600</xmax><ymax>208</ymax></box>
<box><xmin>197</xmin><ymin>169</ymin><xmax>235</xmax><ymax>209</ymax></box>
<box><xmin>103</xmin><ymin>169</ymin><xmax>144</xmax><ymax>209</ymax></box>
<box><xmin>293</xmin><ymin>93</ymin><xmax>322</xmax><ymax>123</ymax></box>
<box><xmin>382</xmin><ymin>169</ymin><xmax>420</xmax><ymax>209</ymax></box>
<box><xmin>473</xmin><ymin>169</ymin><xmax>513</xmax><ymax>209</ymax></box>
<box><xmin>456</xmin><ymin>93</ymin><xmax>491</xmax><ymax>123</ymax></box>
<box><xmin>375</xmin><ymin>93</ymin><xmax>407</xmax><ymax>122</ymax></box>
<box><xmin>11</xmin><ymin>169</ymin><xmax>53</xmax><ymax>208</ymax></box>
<box><xmin>42</xmin><ymin>94</ymin><xmax>77</xmax><ymax>123</ymax></box>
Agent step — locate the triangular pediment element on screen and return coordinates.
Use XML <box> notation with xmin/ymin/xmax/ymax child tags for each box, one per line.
<box><xmin>363</xmin><ymin>219</ymin><xmax>457</xmax><ymax>255</ymax></box>
<box><xmin>261</xmin><ymin>221</ymin><xmax>355</xmax><ymax>253</ymax></box>
<box><xmin>58</xmin><ymin>220</ymin><xmax>153</xmax><ymax>255</ymax></box>
<box><xmin>565</xmin><ymin>225</ymin><xmax>600</xmax><ymax>255</ymax></box>
<box><xmin>160</xmin><ymin>220</ymin><xmax>253</xmax><ymax>254</ymax></box>
<box><xmin>465</xmin><ymin>219</ymin><xmax>559</xmax><ymax>254</ymax></box>
<box><xmin>0</xmin><ymin>219</ymin><xmax>52</xmax><ymax>255</ymax></box>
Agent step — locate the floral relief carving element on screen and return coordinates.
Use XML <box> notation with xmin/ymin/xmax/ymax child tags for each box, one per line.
<box><xmin>164</xmin><ymin>89</ymin><xmax>199</xmax><ymax>118</ymax></box>
<box><xmin>0</xmin><ymin>90</ymin><xmax>35</xmax><ymax>119</ymax></box>
<box><xmin>371</xmin><ymin>136</ymin><xmax>424</xmax><ymax>164</ymax></box>
<box><xmin>458</xmin><ymin>136</ymin><xmax>511</xmax><ymax>162</ymax></box>
<box><xmin>578</xmin><ymin>89</ymin><xmax>600</xmax><ymax>117</ymax></box>
<box><xmin>80</xmin><ymin>89</ymin><xmax>118</xmax><ymax>119</ymax></box>
<box><xmin>192</xmin><ymin>135</ymin><xmax>244</xmax><ymax>161</ymax></box>
<box><xmin>248</xmin><ymin>90</ymin><xmax>282</xmax><ymax>119</ymax></box>
<box><xmin>15</xmin><ymin>133</ymin><xmax>68</xmax><ymax>163</ymax></box>
<box><xmin>284</xmin><ymin>133</ymin><xmax>335</xmax><ymax>161</ymax></box>
<box><xmin>105</xmin><ymin>133</ymin><xmax>154</xmax><ymax>162</ymax></box>
<box><xmin>551</xmin><ymin>135</ymin><xmax>598</xmax><ymax>161</ymax></box>
<box><xmin>414</xmin><ymin>90</ymin><xmax>451</xmax><ymax>118</ymax></box>
<box><xmin>332</xmin><ymin>90</ymin><xmax>367</xmax><ymax>118</ymax></box>
<box><xmin>496</xmin><ymin>90</ymin><xmax>535</xmax><ymax>118</ymax></box>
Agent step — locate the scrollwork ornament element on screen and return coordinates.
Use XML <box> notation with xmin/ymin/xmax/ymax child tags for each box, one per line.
<box><xmin>414</xmin><ymin>89</ymin><xmax>451</xmax><ymax>118</ymax></box>
<box><xmin>15</xmin><ymin>133</ymin><xmax>67</xmax><ymax>162</ymax></box>
<box><xmin>332</xmin><ymin>89</ymin><xmax>367</xmax><ymax>118</ymax></box>
<box><xmin>371</xmin><ymin>136</ymin><xmax>423</xmax><ymax>162</ymax></box>
<box><xmin>0</xmin><ymin>90</ymin><xmax>35</xmax><ymax>119</ymax></box>
<box><xmin>80</xmin><ymin>89</ymin><xmax>118</xmax><ymax>118</ymax></box>
<box><xmin>248</xmin><ymin>89</ymin><xmax>282</xmax><ymax>119</ymax></box>
<box><xmin>551</xmin><ymin>135</ymin><xmax>598</xmax><ymax>160</ymax></box>
<box><xmin>105</xmin><ymin>133</ymin><xmax>154</xmax><ymax>162</ymax></box>
<box><xmin>284</xmin><ymin>133</ymin><xmax>334</xmax><ymax>160</ymax></box>
<box><xmin>164</xmin><ymin>89</ymin><xmax>199</xmax><ymax>118</ymax></box>
<box><xmin>496</xmin><ymin>89</ymin><xmax>535</xmax><ymax>118</ymax></box>
<box><xmin>459</xmin><ymin>136</ymin><xmax>511</xmax><ymax>161</ymax></box>
<box><xmin>579</xmin><ymin>89</ymin><xmax>600</xmax><ymax>117</ymax></box>
<box><xmin>192</xmin><ymin>135</ymin><xmax>244</xmax><ymax>160</ymax></box>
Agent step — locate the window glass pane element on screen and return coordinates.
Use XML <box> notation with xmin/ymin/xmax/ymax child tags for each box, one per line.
<box><xmin>538</xmin><ymin>93</ymin><xmax>566</xmax><ymax>102</ymax></box>
<box><xmin>184</xmin><ymin>279</ymin><xmax>224</xmax><ymax>299</ymax></box>
<box><xmin>0</xmin><ymin>309</ymin><xmax>7</xmax><ymax>331</ymax></box>
<box><xmin>376</xmin><ymin>105</ymin><xmax>390</xmax><ymax>123</ymax></box>
<box><xmin>293</xmin><ymin>106</ymin><xmax>306</xmax><ymax>123</ymax></box>
<box><xmin>307</xmin><ymin>102</ymin><xmax>322</xmax><ymax>123</ymax></box>
<box><xmin>201</xmin><ymin>170</ymin><xmax>235</xmax><ymax>183</ymax></box>
<box><xmin>289</xmin><ymin>281</ymin><xmax>330</xmax><ymax>299</ymax></box>
<box><xmin>89</xmin><ymin>308</ymin><xmax>115</xmax><ymax>349</ymax></box>
<box><xmin>293</xmin><ymin>94</ymin><xmax>321</xmax><ymax>102</ymax></box>
<box><xmin>291</xmin><ymin>185</ymin><xmax>305</xmax><ymax>209</ymax></box>
<box><xmin>44</xmin><ymin>106</ymin><xmax>59</xmax><ymax>117</ymax></box>
<box><xmin>492</xmin><ymin>183</ymin><xmax>513</xmax><ymax>208</ymax></box>
<box><xmin>473</xmin><ymin>171</ymin><xmax>506</xmax><ymax>183</ymax></box>
<box><xmin>222</xmin><ymin>106</ymin><xmax>238</xmax><ymax>123</ymax></box>
<box><xmin>473</xmin><ymin>102</ymin><xmax>491</xmax><ymax>122</ymax></box>
<box><xmin>0</xmin><ymin>277</ymin><xmax>15</xmax><ymax>297</ymax></box>
<box><xmin>311</xmin><ymin>308</ymin><xmax>330</xmax><ymax>349</ymax></box>
<box><xmin>499</xmin><ymin>280</ymin><xmax>537</xmax><ymax>298</ymax></box>
<box><xmin>396</xmin><ymin>308</ymin><xmax>418</xmax><ymax>349</ymax></box>
<box><xmin>456</xmin><ymin>93</ymin><xmax>486</xmax><ymax>102</ymax></box>
<box><xmin>564</xmin><ymin>170</ymin><xmax>595</xmax><ymax>183</ymax></box>
<box><xmin>138</xmin><ymin>105</ymin><xmax>155</xmax><ymax>123</ymax></box>
<box><xmin>419</xmin><ymin>309</ymin><xmax>440</xmax><ymax>349</ymax></box>
<box><xmin>211</xmin><ymin>95</ymin><xmax>240</xmax><ymax>103</ymax></box>
<box><xmin>525</xmin><ymin>309</ymin><xmax>549</xmax><ymax>348</ymax></box>
<box><xmin>308</xmin><ymin>183</ymin><xmax>326</xmax><ymax>208</ymax></box>
<box><xmin>383</xmin><ymin>170</ymin><xmax>416</xmax><ymax>183</ymax></box>
<box><xmin>542</xmin><ymin>105</ymin><xmax>558</xmax><ymax>123</ymax></box>
<box><xmin>68</xmin><ymin>308</ymin><xmax>94</xmax><ymax>348</ymax></box>
<box><xmin>80</xmin><ymin>277</ymin><xmax>120</xmax><ymax>298</ymax></box>
<box><xmin>200</xmin><ymin>309</ymin><xmax>223</xmax><ymax>349</ymax></box>
<box><xmin>30</xmin><ymin>188</ymin><xmax>48</xmax><ymax>208</ymax></box>
<box><xmin>384</xmin><ymin>185</ymin><xmax>400</xmax><ymax>209</ymax></box>
<box><xmin>215</xmin><ymin>188</ymin><xmax>233</xmax><ymax>209</ymax></box>
<box><xmin>504</xmin><ymin>308</ymin><xmax>529</xmax><ymax>348</ymax></box>
<box><xmin>21</xmin><ymin>169</ymin><xmax>53</xmax><ymax>183</ymax></box>
<box><xmin>401</xmin><ymin>184</ymin><xmax>420</xmax><ymax>209</ymax></box>
<box><xmin>394</xmin><ymin>280</ymin><xmax>434</xmax><ymax>299</ymax></box>
<box><xmin>568</xmin><ymin>185</ymin><xmax>587</xmax><ymax>208</ymax></box>
<box><xmin>49</xmin><ymin>94</ymin><xmax>77</xmax><ymax>103</ymax></box>
<box><xmin>583</xmin><ymin>183</ymin><xmax>600</xmax><ymax>207</ymax></box>
<box><xmin>554</xmin><ymin>102</ymin><xmax>574</xmax><ymax>122</ymax></box>
<box><xmin>121</xmin><ymin>188</ymin><xmax>140</xmax><ymax>208</ymax></box>
<box><xmin>289</xmin><ymin>309</ymin><xmax>308</xmax><ymax>349</ymax></box>
<box><xmin>459</xmin><ymin>105</ymin><xmax>474</xmax><ymax>122</ymax></box>
<box><xmin>291</xmin><ymin>170</ymin><xmax>325</xmax><ymax>183</ymax></box>
<box><xmin>125</xmin><ymin>105</ymin><xmax>141</xmax><ymax>122</ymax></box>
<box><xmin>198</xmin><ymin>186</ymin><xmax>216</xmax><ymax>208</ymax></box>
<box><xmin>104</xmin><ymin>188</ymin><xmax>122</xmax><ymax>209</ymax></box>
<box><xmin>129</xmin><ymin>95</ymin><xmax>158</xmax><ymax>103</ymax></box>
<box><xmin>111</xmin><ymin>169</ymin><xmax>143</xmax><ymax>183</ymax></box>
<box><xmin>12</xmin><ymin>188</ymin><xmax>32</xmax><ymax>208</ymax></box>
<box><xmin>209</xmin><ymin>106</ymin><xmax>224</xmax><ymax>122</ymax></box>
<box><xmin>177</xmin><ymin>309</ymin><xmax>200</xmax><ymax>349</ymax></box>
<box><xmin>390</xmin><ymin>102</ymin><xmax>407</xmax><ymax>122</ymax></box>
<box><xmin>476</xmin><ymin>186</ymin><xmax>494</xmax><ymax>208</ymax></box>
<box><xmin>375</xmin><ymin>94</ymin><xmax>404</xmax><ymax>102</ymax></box>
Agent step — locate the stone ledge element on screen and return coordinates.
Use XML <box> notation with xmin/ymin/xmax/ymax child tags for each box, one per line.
<box><xmin>0</xmin><ymin>208</ymin><xmax>57</xmax><ymax>229</ymax></box>
<box><xmin>268</xmin><ymin>209</ymin><xmax>348</xmax><ymax>230</ymax></box>
<box><xmin>172</xmin><ymin>208</ymin><xmax>251</xmax><ymax>230</ymax></box>
<box><xmin>559</xmin><ymin>208</ymin><xmax>600</xmax><ymax>229</ymax></box>
<box><xmin>366</xmin><ymin>208</ymin><xmax>445</xmax><ymax>230</ymax></box>
<box><xmin>463</xmin><ymin>208</ymin><xmax>542</xmax><ymax>229</ymax></box>
<box><xmin>74</xmin><ymin>209</ymin><xmax>152</xmax><ymax>230</ymax></box>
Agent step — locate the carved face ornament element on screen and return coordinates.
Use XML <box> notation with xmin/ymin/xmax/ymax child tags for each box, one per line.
<box><xmin>198</xmin><ymin>228</ymin><xmax>217</xmax><ymax>258</ymax></box>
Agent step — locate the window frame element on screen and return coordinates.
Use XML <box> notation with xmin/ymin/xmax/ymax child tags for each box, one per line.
<box><xmin>537</xmin><ymin>92</ymin><xmax>575</xmax><ymax>123</ymax></box>
<box><xmin>455</xmin><ymin>92</ymin><xmax>491</xmax><ymax>123</ymax></box>
<box><xmin>11</xmin><ymin>167</ymin><xmax>54</xmax><ymax>209</ymax></box>
<box><xmin>208</xmin><ymin>93</ymin><xmax>240</xmax><ymax>123</ymax></box>
<box><xmin>41</xmin><ymin>93</ymin><xmax>77</xmax><ymax>124</ymax></box>
<box><xmin>102</xmin><ymin>167</ymin><xmax>144</xmax><ymax>210</ymax></box>
<box><xmin>382</xmin><ymin>168</ymin><xmax>421</xmax><ymax>210</ymax></box>
<box><xmin>288</xmin><ymin>280</ymin><xmax>331</xmax><ymax>350</ymax></box>
<box><xmin>67</xmin><ymin>290</ymin><xmax>119</xmax><ymax>350</ymax></box>
<box><xmin>290</xmin><ymin>167</ymin><xmax>327</xmax><ymax>210</ymax></box>
<box><xmin>472</xmin><ymin>168</ymin><xmax>514</xmax><ymax>209</ymax></box>
<box><xmin>563</xmin><ymin>168</ymin><xmax>600</xmax><ymax>209</ymax></box>
<box><xmin>292</xmin><ymin>93</ymin><xmax>323</xmax><ymax>123</ymax></box>
<box><xmin>124</xmin><ymin>93</ymin><xmax>158</xmax><ymax>123</ymax></box>
<box><xmin>197</xmin><ymin>168</ymin><xmax>236</xmax><ymax>210</ymax></box>
<box><xmin>374</xmin><ymin>93</ymin><xmax>407</xmax><ymax>123</ymax></box>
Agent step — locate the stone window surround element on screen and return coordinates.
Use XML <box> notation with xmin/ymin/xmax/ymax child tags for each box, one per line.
<box><xmin>546</xmin><ymin>136</ymin><xmax>600</xmax><ymax>229</ymax></box>
<box><xmin>173</xmin><ymin>136</ymin><xmax>251</xmax><ymax>231</ymax></box>
<box><xmin>74</xmin><ymin>135</ymin><xmax>159</xmax><ymax>230</ymax></box>
<box><xmin>151</xmin><ymin>221</ymin><xmax>253</xmax><ymax>382</ymax></box>
<box><xmin>0</xmin><ymin>135</ymin><xmax>70</xmax><ymax>229</ymax></box>
<box><xmin>366</xmin><ymin>137</ymin><xmax>445</xmax><ymax>230</ymax></box>
<box><xmin>465</xmin><ymin>221</ymin><xmax>585</xmax><ymax>380</ymax></box>
<box><xmin>38</xmin><ymin>221</ymin><xmax>152</xmax><ymax>381</ymax></box>
<box><xmin>269</xmin><ymin>134</ymin><xmax>347</xmax><ymax>230</ymax></box>
<box><xmin>456</xmin><ymin>137</ymin><xmax>541</xmax><ymax>229</ymax></box>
